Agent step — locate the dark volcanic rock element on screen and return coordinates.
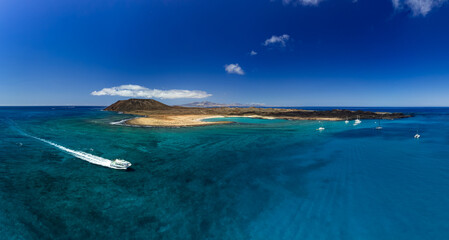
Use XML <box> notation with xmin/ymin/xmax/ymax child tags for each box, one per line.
<box><xmin>105</xmin><ymin>99</ymin><xmax>173</xmax><ymax>112</ymax></box>
<box><xmin>267</xmin><ymin>109</ymin><xmax>408</xmax><ymax>120</ymax></box>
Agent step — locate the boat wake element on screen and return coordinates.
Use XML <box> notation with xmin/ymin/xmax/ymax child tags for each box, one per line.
<box><xmin>32</xmin><ymin>136</ymin><xmax>115</xmax><ymax>168</ymax></box>
<box><xmin>10</xmin><ymin>122</ymin><xmax>130</xmax><ymax>170</ymax></box>
<box><xmin>34</xmin><ymin>136</ymin><xmax>131</xmax><ymax>169</ymax></box>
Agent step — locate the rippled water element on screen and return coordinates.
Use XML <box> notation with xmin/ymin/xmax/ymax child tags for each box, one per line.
<box><xmin>1</xmin><ymin>107</ymin><xmax>449</xmax><ymax>239</ymax></box>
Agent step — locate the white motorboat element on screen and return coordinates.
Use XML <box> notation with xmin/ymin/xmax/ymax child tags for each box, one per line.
<box><xmin>110</xmin><ymin>159</ymin><xmax>132</xmax><ymax>169</ymax></box>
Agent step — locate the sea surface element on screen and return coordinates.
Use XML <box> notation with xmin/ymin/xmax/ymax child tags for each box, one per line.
<box><xmin>1</xmin><ymin>106</ymin><xmax>449</xmax><ymax>239</ymax></box>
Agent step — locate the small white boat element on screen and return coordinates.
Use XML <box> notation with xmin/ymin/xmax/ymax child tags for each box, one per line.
<box><xmin>345</xmin><ymin>117</ymin><xmax>349</xmax><ymax>124</ymax></box>
<box><xmin>375</xmin><ymin>120</ymin><xmax>382</xmax><ymax>130</ymax></box>
<box><xmin>110</xmin><ymin>159</ymin><xmax>132</xmax><ymax>169</ymax></box>
<box><xmin>353</xmin><ymin>115</ymin><xmax>361</xmax><ymax>125</ymax></box>
<box><xmin>414</xmin><ymin>129</ymin><xmax>421</xmax><ymax>139</ymax></box>
<box><xmin>317</xmin><ymin>127</ymin><xmax>325</xmax><ymax>131</ymax></box>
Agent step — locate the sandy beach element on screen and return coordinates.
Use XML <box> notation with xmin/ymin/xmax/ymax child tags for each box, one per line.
<box><xmin>125</xmin><ymin>115</ymin><xmax>231</xmax><ymax>127</ymax></box>
<box><xmin>124</xmin><ymin>114</ymin><xmax>349</xmax><ymax>127</ymax></box>
<box><xmin>124</xmin><ymin>114</ymin><xmax>286</xmax><ymax>127</ymax></box>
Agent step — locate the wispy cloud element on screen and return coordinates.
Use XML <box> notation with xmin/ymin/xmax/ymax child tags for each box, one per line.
<box><xmin>280</xmin><ymin>0</ymin><xmax>446</xmax><ymax>16</ymax></box>
<box><xmin>393</xmin><ymin>0</ymin><xmax>446</xmax><ymax>16</ymax></box>
<box><xmin>282</xmin><ymin>0</ymin><xmax>322</xmax><ymax>6</ymax></box>
<box><xmin>91</xmin><ymin>84</ymin><xmax>212</xmax><ymax>99</ymax></box>
<box><xmin>224</xmin><ymin>64</ymin><xmax>245</xmax><ymax>75</ymax></box>
<box><xmin>263</xmin><ymin>34</ymin><xmax>290</xmax><ymax>47</ymax></box>
<box><xmin>250</xmin><ymin>50</ymin><xmax>258</xmax><ymax>56</ymax></box>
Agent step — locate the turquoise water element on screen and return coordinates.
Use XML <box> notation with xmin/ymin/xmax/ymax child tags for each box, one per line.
<box><xmin>1</xmin><ymin>107</ymin><xmax>449</xmax><ymax>239</ymax></box>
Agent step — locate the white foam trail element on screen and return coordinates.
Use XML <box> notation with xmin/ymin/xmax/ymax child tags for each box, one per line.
<box><xmin>110</xmin><ymin>117</ymin><xmax>137</xmax><ymax>126</ymax></box>
<box><xmin>8</xmin><ymin>122</ymin><xmax>120</xmax><ymax>169</ymax></box>
<box><xmin>110</xmin><ymin>119</ymin><xmax>129</xmax><ymax>125</ymax></box>
<box><xmin>31</xmin><ymin>136</ymin><xmax>114</xmax><ymax>168</ymax></box>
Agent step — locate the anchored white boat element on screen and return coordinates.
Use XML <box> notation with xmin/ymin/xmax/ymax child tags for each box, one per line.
<box><xmin>375</xmin><ymin>119</ymin><xmax>383</xmax><ymax>130</ymax></box>
<box><xmin>414</xmin><ymin>130</ymin><xmax>421</xmax><ymax>139</ymax></box>
<box><xmin>353</xmin><ymin>115</ymin><xmax>361</xmax><ymax>125</ymax></box>
<box><xmin>317</xmin><ymin>127</ymin><xmax>325</xmax><ymax>131</ymax></box>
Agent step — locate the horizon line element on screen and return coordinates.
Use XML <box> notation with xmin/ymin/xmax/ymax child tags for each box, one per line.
<box><xmin>2</xmin><ymin>105</ymin><xmax>449</xmax><ymax>108</ymax></box>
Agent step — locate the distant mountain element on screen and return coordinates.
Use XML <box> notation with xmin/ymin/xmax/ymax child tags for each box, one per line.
<box><xmin>104</xmin><ymin>99</ymin><xmax>267</xmax><ymax>112</ymax></box>
<box><xmin>105</xmin><ymin>99</ymin><xmax>173</xmax><ymax>112</ymax></box>
<box><xmin>180</xmin><ymin>101</ymin><xmax>266</xmax><ymax>108</ymax></box>
<box><xmin>179</xmin><ymin>101</ymin><xmax>228</xmax><ymax>107</ymax></box>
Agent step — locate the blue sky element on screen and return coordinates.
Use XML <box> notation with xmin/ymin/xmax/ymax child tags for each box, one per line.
<box><xmin>1</xmin><ymin>0</ymin><xmax>449</xmax><ymax>106</ymax></box>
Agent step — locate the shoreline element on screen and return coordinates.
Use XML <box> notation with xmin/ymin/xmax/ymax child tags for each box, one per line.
<box><xmin>123</xmin><ymin>114</ymin><xmax>347</xmax><ymax>127</ymax></box>
<box><xmin>105</xmin><ymin>99</ymin><xmax>412</xmax><ymax>127</ymax></box>
<box><xmin>125</xmin><ymin>115</ymin><xmax>232</xmax><ymax>127</ymax></box>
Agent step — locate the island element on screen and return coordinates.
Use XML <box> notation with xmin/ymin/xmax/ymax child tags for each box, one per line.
<box><xmin>105</xmin><ymin>99</ymin><xmax>411</xmax><ymax>127</ymax></box>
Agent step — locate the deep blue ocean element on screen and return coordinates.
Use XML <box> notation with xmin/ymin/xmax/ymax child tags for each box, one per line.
<box><xmin>1</xmin><ymin>106</ymin><xmax>449</xmax><ymax>239</ymax></box>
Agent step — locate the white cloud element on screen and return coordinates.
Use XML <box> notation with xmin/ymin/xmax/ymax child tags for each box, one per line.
<box><xmin>282</xmin><ymin>0</ymin><xmax>322</xmax><ymax>6</ymax></box>
<box><xmin>91</xmin><ymin>84</ymin><xmax>212</xmax><ymax>99</ymax></box>
<box><xmin>280</xmin><ymin>0</ymin><xmax>446</xmax><ymax>16</ymax></box>
<box><xmin>392</xmin><ymin>0</ymin><xmax>401</xmax><ymax>8</ymax></box>
<box><xmin>393</xmin><ymin>0</ymin><xmax>446</xmax><ymax>16</ymax></box>
<box><xmin>224</xmin><ymin>64</ymin><xmax>245</xmax><ymax>75</ymax></box>
<box><xmin>250</xmin><ymin>50</ymin><xmax>258</xmax><ymax>56</ymax></box>
<box><xmin>263</xmin><ymin>34</ymin><xmax>290</xmax><ymax>47</ymax></box>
